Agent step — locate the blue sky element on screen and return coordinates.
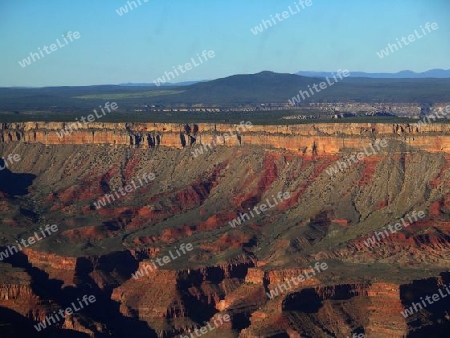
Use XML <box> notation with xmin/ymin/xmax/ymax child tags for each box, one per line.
<box><xmin>1</xmin><ymin>0</ymin><xmax>449</xmax><ymax>86</ymax></box>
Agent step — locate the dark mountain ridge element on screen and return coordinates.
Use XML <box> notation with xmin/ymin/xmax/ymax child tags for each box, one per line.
<box><xmin>1</xmin><ymin>72</ymin><xmax>450</xmax><ymax>112</ymax></box>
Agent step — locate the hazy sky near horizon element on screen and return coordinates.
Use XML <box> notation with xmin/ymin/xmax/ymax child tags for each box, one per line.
<box><xmin>1</xmin><ymin>0</ymin><xmax>449</xmax><ymax>86</ymax></box>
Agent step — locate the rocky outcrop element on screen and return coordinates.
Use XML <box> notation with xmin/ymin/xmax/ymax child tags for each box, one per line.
<box><xmin>1</xmin><ymin>121</ymin><xmax>450</xmax><ymax>336</ymax></box>
<box><xmin>2</xmin><ymin>122</ymin><xmax>450</xmax><ymax>153</ymax></box>
<box><xmin>111</xmin><ymin>263</ymin><xmax>252</xmax><ymax>336</ymax></box>
<box><xmin>0</xmin><ymin>264</ymin><xmax>51</xmax><ymax>324</ymax></box>
<box><xmin>241</xmin><ymin>282</ymin><xmax>408</xmax><ymax>337</ymax></box>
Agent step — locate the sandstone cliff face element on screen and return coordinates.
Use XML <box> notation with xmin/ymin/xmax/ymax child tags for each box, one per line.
<box><xmin>238</xmin><ymin>282</ymin><xmax>408</xmax><ymax>338</ymax></box>
<box><xmin>22</xmin><ymin>248</ymin><xmax>78</xmax><ymax>287</ymax></box>
<box><xmin>0</xmin><ymin>281</ymin><xmax>44</xmax><ymax>321</ymax></box>
<box><xmin>2</xmin><ymin>121</ymin><xmax>450</xmax><ymax>153</ymax></box>
<box><xmin>20</xmin><ymin>248</ymin><xmax>139</xmax><ymax>292</ymax></box>
<box><xmin>0</xmin><ymin>264</ymin><xmax>49</xmax><ymax>324</ymax></box>
<box><xmin>110</xmin><ymin>262</ymin><xmax>253</xmax><ymax>336</ymax></box>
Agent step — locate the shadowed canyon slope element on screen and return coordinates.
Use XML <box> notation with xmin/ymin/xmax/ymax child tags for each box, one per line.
<box><xmin>1</xmin><ymin>122</ymin><xmax>450</xmax><ymax>337</ymax></box>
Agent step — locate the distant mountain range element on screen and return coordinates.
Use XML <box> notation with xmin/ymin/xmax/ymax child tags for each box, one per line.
<box><xmin>2</xmin><ymin>71</ymin><xmax>450</xmax><ymax>111</ymax></box>
<box><xmin>118</xmin><ymin>69</ymin><xmax>450</xmax><ymax>88</ymax></box>
<box><xmin>156</xmin><ymin>71</ymin><xmax>450</xmax><ymax>104</ymax></box>
<box><xmin>296</xmin><ymin>69</ymin><xmax>450</xmax><ymax>79</ymax></box>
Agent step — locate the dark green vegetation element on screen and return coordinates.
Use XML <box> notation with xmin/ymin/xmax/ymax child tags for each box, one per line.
<box><xmin>0</xmin><ymin>110</ymin><xmax>419</xmax><ymax>125</ymax></box>
<box><xmin>1</xmin><ymin>72</ymin><xmax>449</xmax><ymax>121</ymax></box>
<box><xmin>175</xmin><ymin>71</ymin><xmax>450</xmax><ymax>105</ymax></box>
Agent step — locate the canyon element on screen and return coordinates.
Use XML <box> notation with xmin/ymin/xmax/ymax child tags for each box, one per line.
<box><xmin>0</xmin><ymin>121</ymin><xmax>450</xmax><ymax>337</ymax></box>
